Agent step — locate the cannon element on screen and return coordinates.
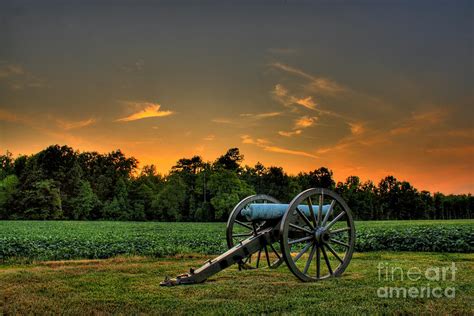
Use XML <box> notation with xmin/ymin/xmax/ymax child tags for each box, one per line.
<box><xmin>161</xmin><ymin>188</ymin><xmax>355</xmax><ymax>286</ymax></box>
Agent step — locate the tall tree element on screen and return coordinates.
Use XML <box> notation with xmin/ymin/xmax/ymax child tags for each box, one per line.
<box><xmin>69</xmin><ymin>180</ymin><xmax>99</xmax><ymax>220</ymax></box>
<box><xmin>214</xmin><ymin>148</ymin><xmax>243</xmax><ymax>171</ymax></box>
<box><xmin>0</xmin><ymin>174</ymin><xmax>19</xmax><ymax>219</ymax></box>
<box><xmin>207</xmin><ymin>169</ymin><xmax>255</xmax><ymax>220</ymax></box>
<box><xmin>151</xmin><ymin>175</ymin><xmax>187</xmax><ymax>221</ymax></box>
<box><xmin>21</xmin><ymin>179</ymin><xmax>63</xmax><ymax>220</ymax></box>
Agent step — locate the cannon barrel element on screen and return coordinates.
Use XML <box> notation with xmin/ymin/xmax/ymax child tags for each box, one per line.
<box><xmin>241</xmin><ymin>203</ymin><xmax>330</xmax><ymax>221</ymax></box>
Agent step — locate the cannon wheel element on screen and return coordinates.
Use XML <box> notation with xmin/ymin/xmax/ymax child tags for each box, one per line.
<box><xmin>226</xmin><ymin>194</ymin><xmax>284</xmax><ymax>269</ymax></box>
<box><xmin>279</xmin><ymin>188</ymin><xmax>356</xmax><ymax>281</ymax></box>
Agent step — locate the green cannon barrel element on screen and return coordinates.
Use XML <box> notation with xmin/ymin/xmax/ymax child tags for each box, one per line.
<box><xmin>240</xmin><ymin>203</ymin><xmax>330</xmax><ymax>221</ymax></box>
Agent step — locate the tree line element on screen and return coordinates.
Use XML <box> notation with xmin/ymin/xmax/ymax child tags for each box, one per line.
<box><xmin>0</xmin><ymin>145</ymin><xmax>472</xmax><ymax>221</ymax></box>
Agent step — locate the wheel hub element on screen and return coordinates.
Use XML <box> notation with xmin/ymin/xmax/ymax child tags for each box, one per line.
<box><xmin>314</xmin><ymin>227</ymin><xmax>330</xmax><ymax>244</ymax></box>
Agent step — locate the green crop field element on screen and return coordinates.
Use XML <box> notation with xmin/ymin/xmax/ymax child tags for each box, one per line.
<box><xmin>1</xmin><ymin>220</ymin><xmax>473</xmax><ymax>262</ymax></box>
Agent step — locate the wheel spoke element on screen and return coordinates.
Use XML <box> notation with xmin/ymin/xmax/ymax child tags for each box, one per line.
<box><xmin>321</xmin><ymin>200</ymin><xmax>335</xmax><ymax>227</ymax></box>
<box><xmin>290</xmin><ymin>223</ymin><xmax>312</xmax><ymax>234</ymax></box>
<box><xmin>330</xmin><ymin>227</ymin><xmax>351</xmax><ymax>234</ymax></box>
<box><xmin>317</xmin><ymin>194</ymin><xmax>323</xmax><ymax>227</ymax></box>
<box><xmin>321</xmin><ymin>245</ymin><xmax>333</xmax><ymax>275</ymax></box>
<box><xmin>264</xmin><ymin>245</ymin><xmax>271</xmax><ymax>267</ymax></box>
<box><xmin>256</xmin><ymin>249</ymin><xmax>262</xmax><ymax>268</ymax></box>
<box><xmin>288</xmin><ymin>235</ymin><xmax>313</xmax><ymax>245</ymax></box>
<box><xmin>269</xmin><ymin>243</ymin><xmax>281</xmax><ymax>260</ymax></box>
<box><xmin>316</xmin><ymin>244</ymin><xmax>321</xmax><ymax>278</ymax></box>
<box><xmin>325</xmin><ymin>243</ymin><xmax>343</xmax><ymax>264</ymax></box>
<box><xmin>235</xmin><ymin>220</ymin><xmax>253</xmax><ymax>230</ymax></box>
<box><xmin>307</xmin><ymin>197</ymin><xmax>317</xmax><ymax>228</ymax></box>
<box><xmin>252</xmin><ymin>222</ymin><xmax>259</xmax><ymax>234</ymax></box>
<box><xmin>243</xmin><ymin>254</ymin><xmax>251</xmax><ymax>264</ymax></box>
<box><xmin>295</xmin><ymin>207</ymin><xmax>314</xmax><ymax>229</ymax></box>
<box><xmin>293</xmin><ymin>242</ymin><xmax>312</xmax><ymax>262</ymax></box>
<box><xmin>325</xmin><ymin>211</ymin><xmax>345</xmax><ymax>229</ymax></box>
<box><xmin>303</xmin><ymin>243</ymin><xmax>317</xmax><ymax>274</ymax></box>
<box><xmin>330</xmin><ymin>238</ymin><xmax>350</xmax><ymax>248</ymax></box>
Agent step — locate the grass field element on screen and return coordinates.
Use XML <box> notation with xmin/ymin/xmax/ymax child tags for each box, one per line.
<box><xmin>1</xmin><ymin>220</ymin><xmax>473</xmax><ymax>262</ymax></box>
<box><xmin>1</xmin><ymin>252</ymin><xmax>473</xmax><ymax>314</ymax></box>
<box><xmin>0</xmin><ymin>220</ymin><xmax>473</xmax><ymax>314</ymax></box>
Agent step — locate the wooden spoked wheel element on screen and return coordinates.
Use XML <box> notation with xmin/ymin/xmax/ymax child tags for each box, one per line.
<box><xmin>279</xmin><ymin>188</ymin><xmax>356</xmax><ymax>281</ymax></box>
<box><xmin>226</xmin><ymin>194</ymin><xmax>284</xmax><ymax>269</ymax></box>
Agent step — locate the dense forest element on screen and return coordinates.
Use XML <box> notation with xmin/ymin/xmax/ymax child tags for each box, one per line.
<box><xmin>0</xmin><ymin>145</ymin><xmax>472</xmax><ymax>221</ymax></box>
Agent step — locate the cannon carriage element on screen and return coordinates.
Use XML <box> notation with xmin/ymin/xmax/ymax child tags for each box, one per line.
<box><xmin>161</xmin><ymin>188</ymin><xmax>355</xmax><ymax>286</ymax></box>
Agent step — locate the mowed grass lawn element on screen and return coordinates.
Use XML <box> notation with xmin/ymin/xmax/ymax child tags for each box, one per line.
<box><xmin>0</xmin><ymin>252</ymin><xmax>473</xmax><ymax>314</ymax></box>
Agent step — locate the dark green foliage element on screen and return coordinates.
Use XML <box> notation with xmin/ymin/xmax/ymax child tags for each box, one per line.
<box><xmin>214</xmin><ymin>148</ymin><xmax>243</xmax><ymax>171</ymax></box>
<box><xmin>0</xmin><ymin>145</ymin><xmax>472</xmax><ymax>221</ymax></box>
<box><xmin>207</xmin><ymin>169</ymin><xmax>255</xmax><ymax>219</ymax></box>
<box><xmin>69</xmin><ymin>180</ymin><xmax>99</xmax><ymax>220</ymax></box>
<box><xmin>0</xmin><ymin>151</ymin><xmax>14</xmax><ymax>180</ymax></box>
<box><xmin>21</xmin><ymin>180</ymin><xmax>63</xmax><ymax>220</ymax></box>
<box><xmin>0</xmin><ymin>175</ymin><xmax>19</xmax><ymax>219</ymax></box>
<box><xmin>151</xmin><ymin>175</ymin><xmax>186</xmax><ymax>221</ymax></box>
<box><xmin>298</xmin><ymin>167</ymin><xmax>335</xmax><ymax>190</ymax></box>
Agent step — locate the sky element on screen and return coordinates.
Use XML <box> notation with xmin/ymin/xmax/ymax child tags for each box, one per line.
<box><xmin>0</xmin><ymin>0</ymin><xmax>472</xmax><ymax>194</ymax></box>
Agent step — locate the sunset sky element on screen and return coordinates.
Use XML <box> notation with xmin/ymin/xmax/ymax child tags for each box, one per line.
<box><xmin>0</xmin><ymin>0</ymin><xmax>472</xmax><ymax>194</ymax></box>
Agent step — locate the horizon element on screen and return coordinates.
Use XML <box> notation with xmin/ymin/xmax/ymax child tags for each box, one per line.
<box><xmin>1</xmin><ymin>0</ymin><xmax>473</xmax><ymax>194</ymax></box>
<box><xmin>2</xmin><ymin>143</ymin><xmax>472</xmax><ymax>196</ymax></box>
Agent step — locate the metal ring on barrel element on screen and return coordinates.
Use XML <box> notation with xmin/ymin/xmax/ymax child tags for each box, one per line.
<box><xmin>226</xmin><ymin>194</ymin><xmax>284</xmax><ymax>269</ymax></box>
<box><xmin>279</xmin><ymin>188</ymin><xmax>356</xmax><ymax>282</ymax></box>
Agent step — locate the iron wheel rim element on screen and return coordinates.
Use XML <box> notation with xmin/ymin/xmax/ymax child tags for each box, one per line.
<box><xmin>279</xmin><ymin>188</ymin><xmax>356</xmax><ymax>281</ymax></box>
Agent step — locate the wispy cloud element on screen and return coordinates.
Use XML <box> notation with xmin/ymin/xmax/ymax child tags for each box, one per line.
<box><xmin>1</xmin><ymin>108</ymin><xmax>96</xmax><ymax>132</ymax></box>
<box><xmin>270</xmin><ymin>62</ymin><xmax>345</xmax><ymax>94</ymax></box>
<box><xmin>317</xmin><ymin>109</ymin><xmax>448</xmax><ymax>155</ymax></box>
<box><xmin>0</xmin><ymin>64</ymin><xmax>25</xmax><ymax>78</ymax></box>
<box><xmin>241</xmin><ymin>135</ymin><xmax>317</xmax><ymax>158</ymax></box>
<box><xmin>389</xmin><ymin>109</ymin><xmax>446</xmax><ymax>136</ymax></box>
<box><xmin>273</xmin><ymin>84</ymin><xmax>289</xmax><ymax>98</ymax></box>
<box><xmin>295</xmin><ymin>96</ymin><xmax>317</xmax><ymax>110</ymax></box>
<box><xmin>240</xmin><ymin>112</ymin><xmax>282</xmax><ymax>119</ymax></box>
<box><xmin>447</xmin><ymin>128</ymin><xmax>474</xmax><ymax>139</ymax></box>
<box><xmin>116</xmin><ymin>102</ymin><xmax>174</xmax><ymax>122</ymax></box>
<box><xmin>0</xmin><ymin>108</ymin><xmax>21</xmax><ymax>122</ymax></box>
<box><xmin>203</xmin><ymin>134</ymin><xmax>215</xmax><ymax>141</ymax></box>
<box><xmin>271</xmin><ymin>62</ymin><xmax>315</xmax><ymax>81</ymax></box>
<box><xmin>278</xmin><ymin>130</ymin><xmax>302</xmax><ymax>137</ymax></box>
<box><xmin>264</xmin><ymin>145</ymin><xmax>318</xmax><ymax>158</ymax></box>
<box><xmin>241</xmin><ymin>135</ymin><xmax>270</xmax><ymax>146</ymax></box>
<box><xmin>348</xmin><ymin>122</ymin><xmax>365</xmax><ymax>135</ymax></box>
<box><xmin>0</xmin><ymin>108</ymin><xmax>92</xmax><ymax>147</ymax></box>
<box><xmin>278</xmin><ymin>116</ymin><xmax>317</xmax><ymax>137</ymax></box>
<box><xmin>0</xmin><ymin>62</ymin><xmax>45</xmax><ymax>90</ymax></box>
<box><xmin>271</xmin><ymin>84</ymin><xmax>319</xmax><ymax>111</ymax></box>
<box><xmin>120</xmin><ymin>59</ymin><xmax>144</xmax><ymax>72</ymax></box>
<box><xmin>295</xmin><ymin>116</ymin><xmax>317</xmax><ymax>128</ymax></box>
<box><xmin>56</xmin><ymin>118</ymin><xmax>96</xmax><ymax>130</ymax></box>
<box><xmin>212</xmin><ymin>118</ymin><xmax>234</xmax><ymax>124</ymax></box>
